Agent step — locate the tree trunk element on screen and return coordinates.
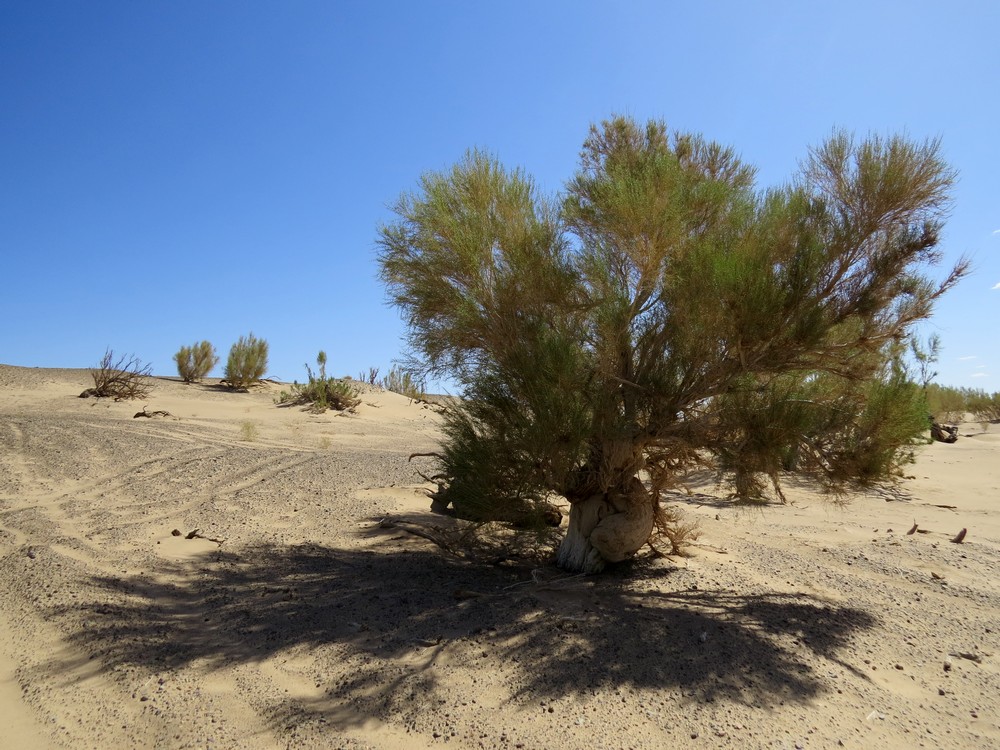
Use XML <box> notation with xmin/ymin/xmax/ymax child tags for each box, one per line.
<box><xmin>556</xmin><ymin>477</ymin><xmax>654</xmax><ymax>574</ymax></box>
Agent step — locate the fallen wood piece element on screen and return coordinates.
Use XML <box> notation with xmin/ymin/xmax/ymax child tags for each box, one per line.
<box><xmin>929</xmin><ymin>504</ymin><xmax>958</xmax><ymax>510</ymax></box>
<box><xmin>906</xmin><ymin>522</ymin><xmax>918</xmax><ymax>535</ymax></box>
<box><xmin>931</xmin><ymin>422</ymin><xmax>959</xmax><ymax>443</ymax></box>
<box><xmin>133</xmin><ymin>407</ymin><xmax>172</xmax><ymax>418</ymax></box>
<box><xmin>949</xmin><ymin>651</ymin><xmax>982</xmax><ymax>663</ymax></box>
<box><xmin>169</xmin><ymin>528</ymin><xmax>223</xmax><ymax>544</ymax></box>
<box><xmin>408</xmin><ymin>451</ymin><xmax>444</xmax><ymax>462</ymax></box>
<box><xmin>691</xmin><ymin>542</ymin><xmax>729</xmax><ymax>554</ymax></box>
<box><xmin>377</xmin><ymin>517</ymin><xmax>451</xmax><ymax>549</ymax></box>
<box><xmin>951</xmin><ymin>528</ymin><xmax>967</xmax><ymax>544</ymax></box>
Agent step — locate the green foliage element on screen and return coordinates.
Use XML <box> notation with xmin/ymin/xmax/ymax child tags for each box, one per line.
<box><xmin>924</xmin><ymin>382</ymin><xmax>967</xmax><ymax>422</ymax></box>
<box><xmin>966</xmin><ymin>390</ymin><xmax>1000</xmax><ymax>423</ymax></box>
<box><xmin>378</xmin><ymin>116</ymin><xmax>967</xmax><ymax>566</ymax></box>
<box><xmin>715</xmin><ymin>346</ymin><xmax>933</xmax><ymax>502</ymax></box>
<box><xmin>276</xmin><ymin>351</ymin><xmax>360</xmax><ymax>413</ymax></box>
<box><xmin>379</xmin><ymin>365</ymin><xmax>426</xmax><ymax>401</ymax></box>
<box><xmin>923</xmin><ymin>385</ymin><xmax>1000</xmax><ymax>424</ymax></box>
<box><xmin>174</xmin><ymin>340</ymin><xmax>218</xmax><ymax>383</ymax></box>
<box><xmin>224</xmin><ymin>333</ymin><xmax>269</xmax><ymax>390</ymax></box>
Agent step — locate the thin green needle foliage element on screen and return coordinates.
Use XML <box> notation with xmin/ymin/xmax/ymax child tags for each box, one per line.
<box><xmin>378</xmin><ymin>116</ymin><xmax>968</xmax><ymax>573</ymax></box>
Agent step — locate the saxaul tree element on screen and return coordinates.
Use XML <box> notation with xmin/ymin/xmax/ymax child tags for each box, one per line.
<box><xmin>378</xmin><ymin>117</ymin><xmax>967</xmax><ymax>574</ymax></box>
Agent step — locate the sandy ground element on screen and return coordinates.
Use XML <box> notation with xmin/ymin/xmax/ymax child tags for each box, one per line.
<box><xmin>0</xmin><ymin>364</ymin><xmax>997</xmax><ymax>750</ymax></box>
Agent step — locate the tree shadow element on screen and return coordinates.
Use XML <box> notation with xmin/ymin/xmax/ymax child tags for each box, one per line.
<box><xmin>48</xmin><ymin>538</ymin><xmax>876</xmax><ymax>730</ymax></box>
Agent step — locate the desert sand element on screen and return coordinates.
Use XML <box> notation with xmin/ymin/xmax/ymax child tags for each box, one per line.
<box><xmin>0</xmin><ymin>364</ymin><xmax>997</xmax><ymax>749</ymax></box>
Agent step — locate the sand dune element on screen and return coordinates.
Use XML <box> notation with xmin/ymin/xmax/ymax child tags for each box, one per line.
<box><xmin>0</xmin><ymin>365</ymin><xmax>997</xmax><ymax>749</ymax></box>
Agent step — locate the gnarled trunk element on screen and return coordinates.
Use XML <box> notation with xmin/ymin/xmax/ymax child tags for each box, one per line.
<box><xmin>556</xmin><ymin>477</ymin><xmax>654</xmax><ymax>573</ymax></box>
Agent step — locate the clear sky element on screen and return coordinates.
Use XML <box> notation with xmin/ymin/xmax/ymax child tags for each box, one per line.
<box><xmin>2</xmin><ymin>1</ymin><xmax>997</xmax><ymax>390</ymax></box>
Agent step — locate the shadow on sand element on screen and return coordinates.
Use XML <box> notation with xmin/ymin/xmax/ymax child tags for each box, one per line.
<box><xmin>49</xmin><ymin>538</ymin><xmax>875</xmax><ymax>728</ymax></box>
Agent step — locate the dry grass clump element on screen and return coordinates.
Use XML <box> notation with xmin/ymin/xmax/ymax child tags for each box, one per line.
<box><xmin>174</xmin><ymin>340</ymin><xmax>218</xmax><ymax>383</ymax></box>
<box><xmin>649</xmin><ymin>504</ymin><xmax>700</xmax><ymax>557</ymax></box>
<box><xmin>239</xmin><ymin>421</ymin><xmax>258</xmax><ymax>441</ymax></box>
<box><xmin>80</xmin><ymin>349</ymin><xmax>153</xmax><ymax>401</ymax></box>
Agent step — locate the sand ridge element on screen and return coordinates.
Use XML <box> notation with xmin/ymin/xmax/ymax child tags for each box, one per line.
<box><xmin>0</xmin><ymin>364</ymin><xmax>997</xmax><ymax>749</ymax></box>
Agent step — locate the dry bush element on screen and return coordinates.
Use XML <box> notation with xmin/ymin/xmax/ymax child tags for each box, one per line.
<box><xmin>82</xmin><ymin>349</ymin><xmax>154</xmax><ymax>401</ymax></box>
<box><xmin>223</xmin><ymin>333</ymin><xmax>268</xmax><ymax>390</ymax></box>
<box><xmin>650</xmin><ymin>504</ymin><xmax>700</xmax><ymax>557</ymax></box>
<box><xmin>174</xmin><ymin>340</ymin><xmax>219</xmax><ymax>383</ymax></box>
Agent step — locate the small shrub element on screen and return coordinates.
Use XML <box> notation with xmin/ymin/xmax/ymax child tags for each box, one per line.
<box><xmin>380</xmin><ymin>365</ymin><xmax>426</xmax><ymax>400</ymax></box>
<box><xmin>276</xmin><ymin>351</ymin><xmax>361</xmax><ymax>413</ymax></box>
<box><xmin>224</xmin><ymin>333</ymin><xmax>269</xmax><ymax>390</ymax></box>
<box><xmin>239</xmin><ymin>421</ymin><xmax>258</xmax><ymax>441</ymax></box>
<box><xmin>358</xmin><ymin>366</ymin><xmax>380</xmax><ymax>385</ymax></box>
<box><xmin>82</xmin><ymin>349</ymin><xmax>153</xmax><ymax>400</ymax></box>
<box><xmin>174</xmin><ymin>340</ymin><xmax>219</xmax><ymax>383</ymax></box>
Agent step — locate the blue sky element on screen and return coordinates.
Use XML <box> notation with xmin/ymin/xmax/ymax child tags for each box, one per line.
<box><xmin>1</xmin><ymin>1</ymin><xmax>997</xmax><ymax>390</ymax></box>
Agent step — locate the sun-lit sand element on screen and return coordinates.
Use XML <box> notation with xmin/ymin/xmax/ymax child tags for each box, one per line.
<box><xmin>1</xmin><ymin>364</ymin><xmax>997</xmax><ymax>749</ymax></box>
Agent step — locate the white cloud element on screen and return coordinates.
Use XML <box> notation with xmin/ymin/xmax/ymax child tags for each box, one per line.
<box><xmin>993</xmin><ymin>282</ymin><xmax>1000</xmax><ymax>290</ymax></box>
<box><xmin>971</xmin><ymin>372</ymin><xmax>988</xmax><ymax>378</ymax></box>
<box><xmin>959</xmin><ymin>355</ymin><xmax>977</xmax><ymax>361</ymax></box>
<box><xmin>993</xmin><ymin>229</ymin><xmax>1000</xmax><ymax>235</ymax></box>
<box><xmin>977</xmin><ymin>365</ymin><xmax>987</xmax><ymax>369</ymax></box>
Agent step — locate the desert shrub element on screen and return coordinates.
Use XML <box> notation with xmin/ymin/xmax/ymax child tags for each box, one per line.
<box><xmin>276</xmin><ymin>351</ymin><xmax>361</xmax><ymax>413</ymax></box>
<box><xmin>223</xmin><ymin>333</ymin><xmax>269</xmax><ymax>390</ymax></box>
<box><xmin>358</xmin><ymin>366</ymin><xmax>380</xmax><ymax>385</ymax></box>
<box><xmin>380</xmin><ymin>365</ymin><xmax>426</xmax><ymax>400</ymax></box>
<box><xmin>82</xmin><ymin>349</ymin><xmax>154</xmax><ymax>400</ymax></box>
<box><xmin>379</xmin><ymin>116</ymin><xmax>967</xmax><ymax>573</ymax></box>
<box><xmin>174</xmin><ymin>340</ymin><xmax>219</xmax><ymax>383</ymax></box>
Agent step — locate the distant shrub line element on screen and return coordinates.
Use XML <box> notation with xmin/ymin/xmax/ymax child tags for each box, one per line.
<box><xmin>926</xmin><ymin>383</ymin><xmax>1000</xmax><ymax>424</ymax></box>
